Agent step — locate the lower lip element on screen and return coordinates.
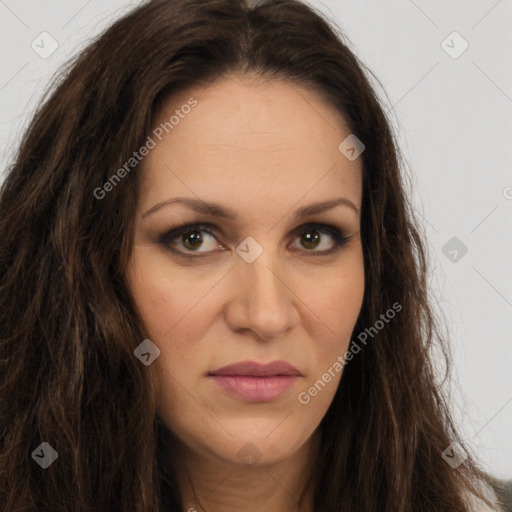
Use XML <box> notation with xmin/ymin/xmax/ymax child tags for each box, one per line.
<box><xmin>208</xmin><ymin>375</ymin><xmax>300</xmax><ymax>402</ymax></box>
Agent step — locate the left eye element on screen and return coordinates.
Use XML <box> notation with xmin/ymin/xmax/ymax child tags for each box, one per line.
<box><xmin>159</xmin><ymin>222</ymin><xmax>349</xmax><ymax>257</ymax></box>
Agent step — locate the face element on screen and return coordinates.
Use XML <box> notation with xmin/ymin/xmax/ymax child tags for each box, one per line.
<box><xmin>125</xmin><ymin>74</ymin><xmax>365</xmax><ymax>467</ymax></box>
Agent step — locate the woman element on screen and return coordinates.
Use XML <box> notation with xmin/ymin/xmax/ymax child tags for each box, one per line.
<box><xmin>0</xmin><ymin>0</ymin><xmax>508</xmax><ymax>510</ymax></box>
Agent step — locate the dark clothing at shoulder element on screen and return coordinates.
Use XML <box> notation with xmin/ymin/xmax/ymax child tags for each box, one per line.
<box><xmin>491</xmin><ymin>478</ymin><xmax>512</xmax><ymax>512</ymax></box>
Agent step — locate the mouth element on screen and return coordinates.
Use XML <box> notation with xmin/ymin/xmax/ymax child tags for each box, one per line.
<box><xmin>208</xmin><ymin>360</ymin><xmax>302</xmax><ymax>402</ymax></box>
<box><xmin>209</xmin><ymin>360</ymin><xmax>302</xmax><ymax>377</ymax></box>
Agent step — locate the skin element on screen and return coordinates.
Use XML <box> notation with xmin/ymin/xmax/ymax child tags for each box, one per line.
<box><xmin>125</xmin><ymin>73</ymin><xmax>365</xmax><ymax>512</ymax></box>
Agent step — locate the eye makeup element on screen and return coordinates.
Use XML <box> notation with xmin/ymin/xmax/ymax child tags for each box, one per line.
<box><xmin>157</xmin><ymin>221</ymin><xmax>353</xmax><ymax>259</ymax></box>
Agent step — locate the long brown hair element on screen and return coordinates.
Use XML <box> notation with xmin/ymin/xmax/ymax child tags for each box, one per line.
<box><xmin>0</xmin><ymin>0</ymin><xmax>497</xmax><ymax>510</ymax></box>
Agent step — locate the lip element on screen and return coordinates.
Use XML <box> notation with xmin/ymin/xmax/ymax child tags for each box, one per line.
<box><xmin>209</xmin><ymin>360</ymin><xmax>301</xmax><ymax>377</ymax></box>
<box><xmin>208</xmin><ymin>360</ymin><xmax>302</xmax><ymax>402</ymax></box>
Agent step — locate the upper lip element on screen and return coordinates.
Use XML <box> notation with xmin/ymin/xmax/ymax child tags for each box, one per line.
<box><xmin>208</xmin><ymin>360</ymin><xmax>302</xmax><ymax>377</ymax></box>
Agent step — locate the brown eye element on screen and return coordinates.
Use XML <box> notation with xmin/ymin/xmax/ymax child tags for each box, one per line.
<box><xmin>159</xmin><ymin>222</ymin><xmax>350</xmax><ymax>258</ymax></box>
<box><xmin>159</xmin><ymin>223</ymin><xmax>223</xmax><ymax>255</ymax></box>
<box><xmin>181</xmin><ymin>229</ymin><xmax>204</xmax><ymax>251</ymax></box>
<box><xmin>299</xmin><ymin>230</ymin><xmax>321</xmax><ymax>250</ymax></box>
<box><xmin>290</xmin><ymin>223</ymin><xmax>349</xmax><ymax>254</ymax></box>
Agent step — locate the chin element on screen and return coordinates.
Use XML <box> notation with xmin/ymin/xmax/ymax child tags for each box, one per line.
<box><xmin>201</xmin><ymin>423</ymin><xmax>313</xmax><ymax>467</ymax></box>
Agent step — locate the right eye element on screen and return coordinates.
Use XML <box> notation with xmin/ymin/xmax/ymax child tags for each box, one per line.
<box><xmin>158</xmin><ymin>223</ymin><xmax>226</xmax><ymax>257</ymax></box>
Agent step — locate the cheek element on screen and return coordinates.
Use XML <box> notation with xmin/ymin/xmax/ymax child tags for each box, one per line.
<box><xmin>126</xmin><ymin>246</ymin><xmax>211</xmax><ymax>342</ymax></box>
<box><xmin>125</xmin><ymin>246</ymin><xmax>227</xmax><ymax>404</ymax></box>
<box><xmin>126</xmin><ymin>250</ymin><xmax>212</xmax><ymax>425</ymax></box>
<box><xmin>299</xmin><ymin>252</ymin><xmax>365</xmax><ymax>388</ymax></box>
<box><xmin>305</xmin><ymin>252</ymin><xmax>365</xmax><ymax>345</ymax></box>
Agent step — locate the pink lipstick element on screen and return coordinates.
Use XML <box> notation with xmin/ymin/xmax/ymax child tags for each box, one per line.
<box><xmin>208</xmin><ymin>360</ymin><xmax>301</xmax><ymax>402</ymax></box>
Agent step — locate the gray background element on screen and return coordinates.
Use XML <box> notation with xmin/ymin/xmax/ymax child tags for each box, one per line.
<box><xmin>0</xmin><ymin>0</ymin><xmax>510</xmax><ymax>478</ymax></box>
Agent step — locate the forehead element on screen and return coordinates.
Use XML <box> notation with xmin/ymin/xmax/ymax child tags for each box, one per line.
<box><xmin>139</xmin><ymin>74</ymin><xmax>363</xmax><ymax>219</ymax></box>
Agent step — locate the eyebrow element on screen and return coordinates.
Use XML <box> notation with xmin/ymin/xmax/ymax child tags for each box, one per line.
<box><xmin>142</xmin><ymin>196</ymin><xmax>360</xmax><ymax>220</ymax></box>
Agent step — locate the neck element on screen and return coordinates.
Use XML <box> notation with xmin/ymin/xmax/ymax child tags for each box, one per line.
<box><xmin>162</xmin><ymin>428</ymin><xmax>321</xmax><ymax>512</ymax></box>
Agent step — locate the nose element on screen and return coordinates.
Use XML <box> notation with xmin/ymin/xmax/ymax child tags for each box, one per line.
<box><xmin>224</xmin><ymin>247</ymin><xmax>300</xmax><ymax>341</ymax></box>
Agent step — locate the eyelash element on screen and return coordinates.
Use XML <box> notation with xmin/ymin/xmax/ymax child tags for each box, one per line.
<box><xmin>158</xmin><ymin>222</ymin><xmax>350</xmax><ymax>258</ymax></box>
